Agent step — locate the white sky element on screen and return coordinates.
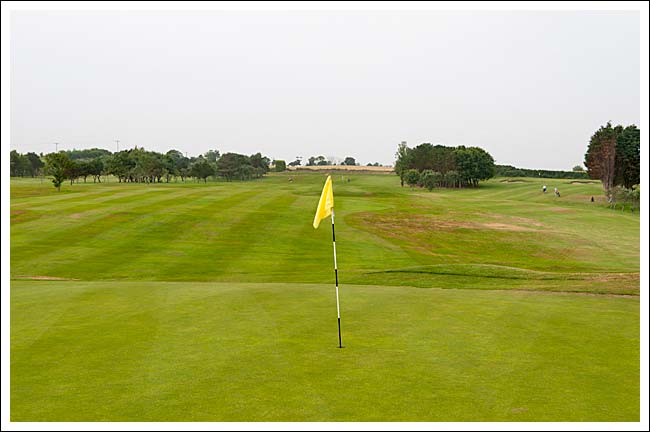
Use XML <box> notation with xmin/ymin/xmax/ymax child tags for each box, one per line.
<box><xmin>10</xmin><ymin>10</ymin><xmax>640</xmax><ymax>169</ymax></box>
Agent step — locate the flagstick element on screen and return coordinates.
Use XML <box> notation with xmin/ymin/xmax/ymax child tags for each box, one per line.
<box><xmin>331</xmin><ymin>209</ymin><xmax>343</xmax><ymax>348</ymax></box>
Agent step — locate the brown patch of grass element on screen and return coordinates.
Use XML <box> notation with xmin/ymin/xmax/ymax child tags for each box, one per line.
<box><xmin>466</xmin><ymin>212</ymin><xmax>545</xmax><ymax>228</ymax></box>
<box><xmin>586</xmin><ymin>272</ymin><xmax>639</xmax><ymax>283</ymax></box>
<box><xmin>548</xmin><ymin>207</ymin><xmax>574</xmax><ymax>213</ymax></box>
<box><xmin>351</xmin><ymin>212</ymin><xmax>542</xmax><ymax>235</ymax></box>
<box><xmin>10</xmin><ymin>209</ymin><xmax>42</xmax><ymax>224</ymax></box>
<box><xmin>481</xmin><ymin>222</ymin><xmax>538</xmax><ymax>232</ymax></box>
<box><xmin>510</xmin><ymin>407</ymin><xmax>529</xmax><ymax>414</ymax></box>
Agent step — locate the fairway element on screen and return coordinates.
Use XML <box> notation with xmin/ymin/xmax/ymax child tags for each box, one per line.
<box><xmin>10</xmin><ymin>173</ymin><xmax>640</xmax><ymax>421</ymax></box>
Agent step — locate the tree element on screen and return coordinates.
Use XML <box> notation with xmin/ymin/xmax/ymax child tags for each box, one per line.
<box><xmin>342</xmin><ymin>157</ymin><xmax>356</xmax><ymax>166</ymax></box>
<box><xmin>166</xmin><ymin>149</ymin><xmax>190</xmax><ymax>182</ymax></box>
<box><xmin>288</xmin><ymin>159</ymin><xmax>301</xmax><ymax>167</ymax></box>
<box><xmin>614</xmin><ymin>125</ymin><xmax>640</xmax><ymax>189</ymax></box>
<box><xmin>65</xmin><ymin>148</ymin><xmax>112</xmax><ymax>160</ymax></box>
<box><xmin>106</xmin><ymin>150</ymin><xmax>135</xmax><ymax>182</ymax></box>
<box><xmin>572</xmin><ymin>165</ymin><xmax>585</xmax><ymax>172</ymax></box>
<box><xmin>249</xmin><ymin>153</ymin><xmax>270</xmax><ymax>177</ymax></box>
<box><xmin>454</xmin><ymin>146</ymin><xmax>495</xmax><ymax>187</ymax></box>
<box><xmin>25</xmin><ymin>152</ymin><xmax>44</xmax><ymax>177</ymax></box>
<box><xmin>585</xmin><ymin>122</ymin><xmax>621</xmax><ymax>191</ymax></box>
<box><xmin>10</xmin><ymin>150</ymin><xmax>31</xmax><ymax>177</ymax></box>
<box><xmin>66</xmin><ymin>160</ymin><xmax>82</xmax><ymax>185</ymax></box>
<box><xmin>88</xmin><ymin>158</ymin><xmax>104</xmax><ymax>183</ymax></box>
<box><xmin>190</xmin><ymin>158</ymin><xmax>216</xmax><ymax>183</ymax></box>
<box><xmin>410</xmin><ymin>143</ymin><xmax>435</xmax><ymax>172</ymax></box>
<box><xmin>394</xmin><ymin>141</ymin><xmax>412</xmax><ymax>187</ymax></box>
<box><xmin>273</xmin><ymin>160</ymin><xmax>287</xmax><ymax>172</ymax></box>
<box><xmin>216</xmin><ymin>152</ymin><xmax>251</xmax><ymax>181</ymax></box>
<box><xmin>204</xmin><ymin>149</ymin><xmax>221</xmax><ymax>163</ymax></box>
<box><xmin>44</xmin><ymin>152</ymin><xmax>72</xmax><ymax>191</ymax></box>
<box><xmin>76</xmin><ymin>160</ymin><xmax>93</xmax><ymax>183</ymax></box>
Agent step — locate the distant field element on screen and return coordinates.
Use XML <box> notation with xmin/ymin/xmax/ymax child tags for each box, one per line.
<box><xmin>10</xmin><ymin>173</ymin><xmax>640</xmax><ymax>421</ymax></box>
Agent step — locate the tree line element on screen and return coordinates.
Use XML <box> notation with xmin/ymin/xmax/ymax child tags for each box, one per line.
<box><xmin>285</xmin><ymin>155</ymin><xmax>383</xmax><ymax>167</ymax></box>
<box><xmin>11</xmin><ymin>147</ymin><xmax>278</xmax><ymax>191</ymax></box>
<box><xmin>10</xmin><ymin>150</ymin><xmax>44</xmax><ymax>177</ymax></box>
<box><xmin>394</xmin><ymin>142</ymin><xmax>495</xmax><ymax>189</ymax></box>
<box><xmin>494</xmin><ymin>165</ymin><xmax>589</xmax><ymax>179</ymax></box>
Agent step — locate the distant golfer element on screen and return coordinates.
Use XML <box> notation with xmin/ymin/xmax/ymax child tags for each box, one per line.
<box><xmin>554</xmin><ymin>187</ymin><xmax>560</xmax><ymax>197</ymax></box>
<box><xmin>543</xmin><ymin>184</ymin><xmax>547</xmax><ymax>193</ymax></box>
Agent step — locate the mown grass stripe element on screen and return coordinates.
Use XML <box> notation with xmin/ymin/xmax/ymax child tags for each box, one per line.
<box><xmin>38</xmin><ymin>189</ymin><xmax>263</xmax><ymax>279</ymax></box>
<box><xmin>10</xmin><ymin>187</ymin><xmax>216</xmax><ymax>266</ymax></box>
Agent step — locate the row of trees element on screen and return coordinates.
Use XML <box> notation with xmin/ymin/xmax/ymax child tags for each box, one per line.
<box><xmin>12</xmin><ymin>147</ymin><xmax>274</xmax><ymax>190</ymax></box>
<box><xmin>10</xmin><ymin>150</ymin><xmax>44</xmax><ymax>177</ymax></box>
<box><xmin>394</xmin><ymin>142</ymin><xmax>495</xmax><ymax>188</ymax></box>
<box><xmin>584</xmin><ymin>122</ymin><xmax>640</xmax><ymax>190</ymax></box>
<box><xmin>304</xmin><ymin>156</ymin><xmax>359</xmax><ymax>166</ymax></box>
<box><xmin>403</xmin><ymin>169</ymin><xmax>470</xmax><ymax>190</ymax></box>
<box><xmin>494</xmin><ymin>165</ymin><xmax>589</xmax><ymax>179</ymax></box>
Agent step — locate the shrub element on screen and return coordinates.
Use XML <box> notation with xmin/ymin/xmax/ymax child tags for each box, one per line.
<box><xmin>405</xmin><ymin>169</ymin><xmax>420</xmax><ymax>188</ymax></box>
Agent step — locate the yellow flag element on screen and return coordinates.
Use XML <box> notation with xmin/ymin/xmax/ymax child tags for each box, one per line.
<box><xmin>313</xmin><ymin>175</ymin><xmax>334</xmax><ymax>229</ymax></box>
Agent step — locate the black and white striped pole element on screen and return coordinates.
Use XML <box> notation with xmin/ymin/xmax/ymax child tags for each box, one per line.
<box><xmin>331</xmin><ymin>209</ymin><xmax>343</xmax><ymax>348</ymax></box>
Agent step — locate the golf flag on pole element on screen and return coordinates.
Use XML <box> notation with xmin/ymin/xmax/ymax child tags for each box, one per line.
<box><xmin>313</xmin><ymin>175</ymin><xmax>343</xmax><ymax>348</ymax></box>
<box><xmin>313</xmin><ymin>175</ymin><xmax>334</xmax><ymax>229</ymax></box>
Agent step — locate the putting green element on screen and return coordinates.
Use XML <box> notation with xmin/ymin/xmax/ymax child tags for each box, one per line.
<box><xmin>11</xmin><ymin>281</ymin><xmax>639</xmax><ymax>422</ymax></box>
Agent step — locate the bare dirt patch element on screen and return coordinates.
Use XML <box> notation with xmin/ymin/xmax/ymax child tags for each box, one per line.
<box><xmin>70</xmin><ymin>213</ymin><xmax>82</xmax><ymax>219</ymax></box>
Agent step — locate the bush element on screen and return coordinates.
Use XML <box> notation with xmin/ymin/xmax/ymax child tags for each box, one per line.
<box><xmin>607</xmin><ymin>185</ymin><xmax>640</xmax><ymax>212</ymax></box>
<box><xmin>419</xmin><ymin>170</ymin><xmax>436</xmax><ymax>190</ymax></box>
<box><xmin>405</xmin><ymin>169</ymin><xmax>420</xmax><ymax>187</ymax></box>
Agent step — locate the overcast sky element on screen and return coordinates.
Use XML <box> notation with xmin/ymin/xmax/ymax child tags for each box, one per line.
<box><xmin>11</xmin><ymin>10</ymin><xmax>640</xmax><ymax>169</ymax></box>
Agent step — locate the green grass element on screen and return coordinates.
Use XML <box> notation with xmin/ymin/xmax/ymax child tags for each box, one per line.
<box><xmin>10</xmin><ymin>173</ymin><xmax>640</xmax><ymax>421</ymax></box>
<box><xmin>10</xmin><ymin>174</ymin><xmax>640</xmax><ymax>294</ymax></box>
<box><xmin>11</xmin><ymin>281</ymin><xmax>639</xmax><ymax>422</ymax></box>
